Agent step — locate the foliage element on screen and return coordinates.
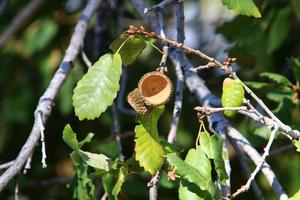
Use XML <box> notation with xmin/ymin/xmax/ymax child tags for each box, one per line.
<box><xmin>1</xmin><ymin>0</ymin><xmax>300</xmax><ymax>200</ymax></box>
<box><xmin>72</xmin><ymin>53</ymin><xmax>122</xmax><ymax>120</ymax></box>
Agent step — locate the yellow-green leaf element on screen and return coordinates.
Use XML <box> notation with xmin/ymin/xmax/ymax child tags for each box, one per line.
<box><xmin>72</xmin><ymin>53</ymin><xmax>122</xmax><ymax>120</ymax></box>
<box><xmin>134</xmin><ymin>107</ymin><xmax>165</xmax><ymax>175</ymax></box>
<box><xmin>221</xmin><ymin>78</ymin><xmax>245</xmax><ymax>117</ymax></box>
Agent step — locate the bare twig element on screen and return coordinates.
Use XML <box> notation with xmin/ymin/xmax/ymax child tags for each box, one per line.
<box><xmin>147</xmin><ymin>171</ymin><xmax>160</xmax><ymax>200</ymax></box>
<box><xmin>0</xmin><ymin>0</ymin><xmax>47</xmax><ymax>49</ymax></box>
<box><xmin>15</xmin><ymin>176</ymin><xmax>19</xmax><ymax>200</ymax></box>
<box><xmin>0</xmin><ymin>161</ymin><xmax>14</xmax><ymax>170</ymax></box>
<box><xmin>0</xmin><ymin>0</ymin><xmax>101</xmax><ymax>192</ymax></box>
<box><xmin>227</xmin><ymin>126</ymin><xmax>288</xmax><ymax>200</ymax></box>
<box><xmin>23</xmin><ymin>152</ymin><xmax>33</xmax><ymax>174</ymax></box>
<box><xmin>168</xmin><ymin>1</ymin><xmax>184</xmax><ymax>144</ymax></box>
<box><xmin>81</xmin><ymin>49</ymin><xmax>92</xmax><ymax>68</ymax></box>
<box><xmin>37</xmin><ymin>112</ymin><xmax>47</xmax><ymax>168</ymax></box>
<box><xmin>111</xmin><ymin>103</ymin><xmax>125</xmax><ymax>162</ymax></box>
<box><xmin>232</xmin><ymin>126</ymin><xmax>278</xmax><ymax>198</ymax></box>
<box><xmin>230</xmin><ymin>141</ymin><xmax>265</xmax><ymax>200</ymax></box>
<box><xmin>189</xmin><ymin>62</ymin><xmax>217</xmax><ymax>72</ymax></box>
<box><xmin>157</xmin><ymin>9</ymin><xmax>168</xmax><ymax>73</ymax></box>
<box><xmin>144</xmin><ymin>0</ymin><xmax>175</xmax><ymax>14</ymax></box>
<box><xmin>0</xmin><ymin>0</ymin><xmax>10</xmax><ymax>16</ymax></box>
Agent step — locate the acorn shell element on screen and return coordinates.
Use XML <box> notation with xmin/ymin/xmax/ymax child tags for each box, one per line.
<box><xmin>127</xmin><ymin>88</ymin><xmax>154</xmax><ymax>116</ymax></box>
<box><xmin>138</xmin><ymin>71</ymin><xmax>173</xmax><ymax>106</ymax></box>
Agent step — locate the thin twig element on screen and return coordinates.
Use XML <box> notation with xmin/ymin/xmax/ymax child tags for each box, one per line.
<box><xmin>38</xmin><ymin>112</ymin><xmax>47</xmax><ymax>168</ymax></box>
<box><xmin>0</xmin><ymin>161</ymin><xmax>14</xmax><ymax>170</ymax></box>
<box><xmin>227</xmin><ymin>126</ymin><xmax>288</xmax><ymax>200</ymax></box>
<box><xmin>168</xmin><ymin>1</ymin><xmax>184</xmax><ymax>144</ymax></box>
<box><xmin>81</xmin><ymin>49</ymin><xmax>92</xmax><ymax>68</ymax></box>
<box><xmin>15</xmin><ymin>175</ymin><xmax>19</xmax><ymax>200</ymax></box>
<box><xmin>23</xmin><ymin>152</ymin><xmax>33</xmax><ymax>174</ymax></box>
<box><xmin>111</xmin><ymin>103</ymin><xmax>125</xmax><ymax>162</ymax></box>
<box><xmin>230</xmin><ymin>141</ymin><xmax>265</xmax><ymax>200</ymax></box>
<box><xmin>189</xmin><ymin>62</ymin><xmax>216</xmax><ymax>72</ymax></box>
<box><xmin>148</xmin><ymin>171</ymin><xmax>160</xmax><ymax>200</ymax></box>
<box><xmin>232</xmin><ymin>126</ymin><xmax>278</xmax><ymax>198</ymax></box>
<box><xmin>0</xmin><ymin>0</ymin><xmax>101</xmax><ymax>192</ymax></box>
<box><xmin>0</xmin><ymin>0</ymin><xmax>47</xmax><ymax>49</ymax></box>
<box><xmin>144</xmin><ymin>0</ymin><xmax>175</xmax><ymax>14</ymax></box>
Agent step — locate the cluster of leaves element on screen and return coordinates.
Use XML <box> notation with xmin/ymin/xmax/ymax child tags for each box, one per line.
<box><xmin>62</xmin><ymin>31</ymin><xmax>230</xmax><ymax>200</ymax></box>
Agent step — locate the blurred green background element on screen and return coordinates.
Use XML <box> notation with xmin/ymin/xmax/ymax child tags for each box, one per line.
<box><xmin>0</xmin><ymin>0</ymin><xmax>300</xmax><ymax>199</ymax></box>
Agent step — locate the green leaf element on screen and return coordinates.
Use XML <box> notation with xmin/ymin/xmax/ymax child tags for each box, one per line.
<box><xmin>253</xmin><ymin>126</ymin><xmax>272</xmax><ymax>140</ymax></box>
<box><xmin>110</xmin><ymin>34</ymin><xmax>146</xmax><ymax>65</ymax></box>
<box><xmin>221</xmin><ymin>78</ymin><xmax>245</xmax><ymax>117</ymax></box>
<box><xmin>78</xmin><ymin>133</ymin><xmax>94</xmax><ymax>148</ymax></box>
<box><xmin>178</xmin><ymin>148</ymin><xmax>219</xmax><ymax>200</ymax></box>
<box><xmin>166</xmin><ymin>153</ymin><xmax>211</xmax><ymax>199</ymax></box>
<box><xmin>199</xmin><ymin>132</ymin><xmax>228</xmax><ymax>183</ymax></box>
<box><xmin>267</xmin><ymin>7</ymin><xmax>290</xmax><ymax>54</ymax></box>
<box><xmin>62</xmin><ymin>124</ymin><xmax>79</xmax><ymax>151</ymax></box>
<box><xmin>134</xmin><ymin>107</ymin><xmax>165</xmax><ymax>175</ymax></box>
<box><xmin>102</xmin><ymin>172</ymin><xmax>115</xmax><ymax>200</ymax></box>
<box><xmin>112</xmin><ymin>166</ymin><xmax>128</xmax><ymax>199</ymax></box>
<box><xmin>288</xmin><ymin>58</ymin><xmax>300</xmax><ymax>82</ymax></box>
<box><xmin>79</xmin><ymin>150</ymin><xmax>110</xmax><ymax>173</ymax></box>
<box><xmin>245</xmin><ymin>81</ymin><xmax>269</xmax><ymax>89</ymax></box>
<box><xmin>221</xmin><ymin>0</ymin><xmax>261</xmax><ymax>18</ymax></box>
<box><xmin>266</xmin><ymin>91</ymin><xmax>292</xmax><ymax>103</ymax></box>
<box><xmin>260</xmin><ymin>72</ymin><xmax>292</xmax><ymax>86</ymax></box>
<box><xmin>293</xmin><ymin>140</ymin><xmax>300</xmax><ymax>152</ymax></box>
<box><xmin>72</xmin><ymin>53</ymin><xmax>122</xmax><ymax>120</ymax></box>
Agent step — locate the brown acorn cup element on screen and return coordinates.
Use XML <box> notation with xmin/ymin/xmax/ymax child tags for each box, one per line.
<box><xmin>138</xmin><ymin>71</ymin><xmax>173</xmax><ymax>106</ymax></box>
<box><xmin>127</xmin><ymin>88</ymin><xmax>154</xmax><ymax>116</ymax></box>
<box><xmin>127</xmin><ymin>71</ymin><xmax>173</xmax><ymax>116</ymax></box>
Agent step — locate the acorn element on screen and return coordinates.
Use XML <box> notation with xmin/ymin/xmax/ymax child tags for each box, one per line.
<box><xmin>138</xmin><ymin>71</ymin><xmax>173</xmax><ymax>106</ymax></box>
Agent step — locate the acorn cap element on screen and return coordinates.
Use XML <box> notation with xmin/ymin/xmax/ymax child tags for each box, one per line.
<box><xmin>127</xmin><ymin>88</ymin><xmax>153</xmax><ymax>116</ymax></box>
<box><xmin>138</xmin><ymin>71</ymin><xmax>173</xmax><ymax>106</ymax></box>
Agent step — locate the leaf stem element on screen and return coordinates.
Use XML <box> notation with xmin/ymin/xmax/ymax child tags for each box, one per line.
<box><xmin>115</xmin><ymin>35</ymin><xmax>134</xmax><ymax>55</ymax></box>
<box><xmin>147</xmin><ymin>41</ymin><xmax>163</xmax><ymax>54</ymax></box>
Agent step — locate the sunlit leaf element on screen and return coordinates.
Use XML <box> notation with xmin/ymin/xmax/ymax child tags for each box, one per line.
<box><xmin>112</xmin><ymin>166</ymin><xmax>128</xmax><ymax>199</ymax></box>
<box><xmin>221</xmin><ymin>0</ymin><xmax>261</xmax><ymax>18</ymax></box>
<box><xmin>134</xmin><ymin>107</ymin><xmax>165</xmax><ymax>175</ymax></box>
<box><xmin>293</xmin><ymin>140</ymin><xmax>300</xmax><ymax>152</ymax></box>
<box><xmin>166</xmin><ymin>153</ymin><xmax>212</xmax><ymax>199</ymax></box>
<box><xmin>260</xmin><ymin>72</ymin><xmax>292</xmax><ymax>86</ymax></box>
<box><xmin>221</xmin><ymin>78</ymin><xmax>245</xmax><ymax>117</ymax></box>
<box><xmin>73</xmin><ymin>53</ymin><xmax>122</xmax><ymax>120</ymax></box>
<box><xmin>79</xmin><ymin>150</ymin><xmax>110</xmax><ymax>173</ymax></box>
<box><xmin>110</xmin><ymin>34</ymin><xmax>146</xmax><ymax>65</ymax></box>
<box><xmin>62</xmin><ymin>124</ymin><xmax>79</xmax><ymax>151</ymax></box>
<box><xmin>178</xmin><ymin>148</ymin><xmax>219</xmax><ymax>200</ymax></box>
<box><xmin>290</xmin><ymin>188</ymin><xmax>300</xmax><ymax>199</ymax></box>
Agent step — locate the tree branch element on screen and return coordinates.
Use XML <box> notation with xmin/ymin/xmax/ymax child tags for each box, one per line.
<box><xmin>0</xmin><ymin>0</ymin><xmax>101</xmax><ymax>192</ymax></box>
<box><xmin>0</xmin><ymin>0</ymin><xmax>47</xmax><ymax>49</ymax></box>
